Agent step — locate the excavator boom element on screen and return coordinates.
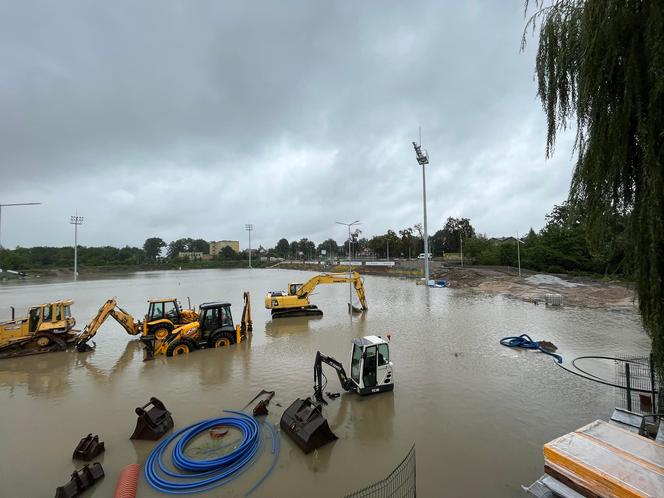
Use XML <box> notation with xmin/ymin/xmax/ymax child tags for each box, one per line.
<box><xmin>265</xmin><ymin>272</ymin><xmax>368</xmax><ymax>318</ymax></box>
<box><xmin>76</xmin><ymin>299</ymin><xmax>141</xmax><ymax>350</ymax></box>
<box><xmin>313</xmin><ymin>351</ymin><xmax>354</xmax><ymax>403</ymax></box>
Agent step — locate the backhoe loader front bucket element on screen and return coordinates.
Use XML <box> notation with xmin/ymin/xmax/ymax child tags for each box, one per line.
<box><xmin>130</xmin><ymin>397</ymin><xmax>174</xmax><ymax>440</ymax></box>
<box><xmin>280</xmin><ymin>397</ymin><xmax>337</xmax><ymax>453</ymax></box>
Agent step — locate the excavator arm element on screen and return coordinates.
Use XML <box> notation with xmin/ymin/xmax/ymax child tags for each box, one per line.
<box><xmin>76</xmin><ymin>299</ymin><xmax>142</xmax><ymax>350</ymax></box>
<box><xmin>297</xmin><ymin>272</ymin><xmax>368</xmax><ymax>310</ymax></box>
<box><xmin>313</xmin><ymin>351</ymin><xmax>355</xmax><ymax>403</ymax></box>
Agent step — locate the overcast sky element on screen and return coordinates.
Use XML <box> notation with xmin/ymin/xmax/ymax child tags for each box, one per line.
<box><xmin>0</xmin><ymin>1</ymin><xmax>576</xmax><ymax>250</ymax></box>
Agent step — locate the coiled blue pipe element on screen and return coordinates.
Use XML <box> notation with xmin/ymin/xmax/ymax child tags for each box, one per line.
<box><xmin>500</xmin><ymin>333</ymin><xmax>563</xmax><ymax>363</ymax></box>
<box><xmin>144</xmin><ymin>410</ymin><xmax>272</xmax><ymax>495</ymax></box>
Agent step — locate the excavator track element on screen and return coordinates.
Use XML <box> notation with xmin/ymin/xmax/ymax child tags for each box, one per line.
<box><xmin>0</xmin><ymin>332</ymin><xmax>69</xmax><ymax>359</ymax></box>
<box><xmin>271</xmin><ymin>306</ymin><xmax>324</xmax><ymax>319</ymax></box>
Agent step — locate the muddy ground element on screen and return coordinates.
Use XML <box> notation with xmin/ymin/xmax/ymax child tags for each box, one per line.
<box><xmin>433</xmin><ymin>266</ymin><xmax>635</xmax><ymax>309</ymax></box>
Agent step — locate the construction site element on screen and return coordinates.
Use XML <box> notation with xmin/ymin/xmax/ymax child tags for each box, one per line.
<box><xmin>0</xmin><ymin>267</ymin><xmax>657</xmax><ymax>497</ymax></box>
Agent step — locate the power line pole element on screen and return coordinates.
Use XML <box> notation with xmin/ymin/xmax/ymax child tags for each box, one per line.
<box><xmin>70</xmin><ymin>214</ymin><xmax>84</xmax><ymax>280</ymax></box>
<box><xmin>460</xmin><ymin>236</ymin><xmax>464</xmax><ymax>268</ymax></box>
<box><xmin>336</xmin><ymin>220</ymin><xmax>360</xmax><ymax>313</ymax></box>
<box><xmin>413</xmin><ymin>137</ymin><xmax>430</xmax><ymax>285</ymax></box>
<box><xmin>245</xmin><ymin>224</ymin><xmax>253</xmax><ymax>269</ymax></box>
<box><xmin>0</xmin><ymin>202</ymin><xmax>41</xmax><ymax>249</ymax></box>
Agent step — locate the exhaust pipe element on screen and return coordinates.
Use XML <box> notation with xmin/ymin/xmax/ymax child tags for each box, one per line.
<box><xmin>10</xmin><ymin>306</ymin><xmax>14</xmax><ymax>321</ymax></box>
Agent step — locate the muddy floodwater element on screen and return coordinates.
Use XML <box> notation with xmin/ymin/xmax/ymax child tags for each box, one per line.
<box><xmin>0</xmin><ymin>269</ymin><xmax>649</xmax><ymax>497</ymax></box>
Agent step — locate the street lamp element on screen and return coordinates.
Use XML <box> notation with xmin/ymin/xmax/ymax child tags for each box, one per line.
<box><xmin>516</xmin><ymin>231</ymin><xmax>525</xmax><ymax>277</ymax></box>
<box><xmin>0</xmin><ymin>202</ymin><xmax>41</xmax><ymax>249</ymax></box>
<box><xmin>70</xmin><ymin>214</ymin><xmax>84</xmax><ymax>280</ymax></box>
<box><xmin>412</xmin><ymin>140</ymin><xmax>430</xmax><ymax>285</ymax></box>
<box><xmin>245</xmin><ymin>224</ymin><xmax>253</xmax><ymax>269</ymax></box>
<box><xmin>336</xmin><ymin>220</ymin><xmax>360</xmax><ymax>312</ymax></box>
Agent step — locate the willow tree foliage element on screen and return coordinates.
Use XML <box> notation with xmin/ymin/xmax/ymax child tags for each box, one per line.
<box><xmin>525</xmin><ymin>1</ymin><xmax>664</xmax><ymax>371</ymax></box>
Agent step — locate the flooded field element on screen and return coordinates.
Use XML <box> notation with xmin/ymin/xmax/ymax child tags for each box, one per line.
<box><xmin>0</xmin><ymin>269</ymin><xmax>649</xmax><ymax>497</ymax></box>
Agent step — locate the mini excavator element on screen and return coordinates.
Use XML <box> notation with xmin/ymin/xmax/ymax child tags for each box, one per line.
<box><xmin>280</xmin><ymin>335</ymin><xmax>393</xmax><ymax>453</ymax></box>
<box><xmin>265</xmin><ymin>272</ymin><xmax>367</xmax><ymax>318</ymax></box>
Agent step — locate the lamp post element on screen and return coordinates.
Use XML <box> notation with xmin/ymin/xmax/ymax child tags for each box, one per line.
<box><xmin>460</xmin><ymin>236</ymin><xmax>464</xmax><ymax>268</ymax></box>
<box><xmin>0</xmin><ymin>202</ymin><xmax>41</xmax><ymax>249</ymax></box>
<box><xmin>70</xmin><ymin>214</ymin><xmax>83</xmax><ymax>280</ymax></box>
<box><xmin>516</xmin><ymin>231</ymin><xmax>525</xmax><ymax>277</ymax></box>
<box><xmin>336</xmin><ymin>220</ymin><xmax>360</xmax><ymax>312</ymax></box>
<box><xmin>245</xmin><ymin>224</ymin><xmax>253</xmax><ymax>269</ymax></box>
<box><xmin>412</xmin><ymin>140</ymin><xmax>430</xmax><ymax>284</ymax></box>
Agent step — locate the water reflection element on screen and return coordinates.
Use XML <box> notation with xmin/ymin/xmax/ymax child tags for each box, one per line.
<box><xmin>0</xmin><ymin>351</ymin><xmax>74</xmax><ymax>398</ymax></box>
<box><xmin>264</xmin><ymin>317</ymin><xmax>320</xmax><ymax>337</ymax></box>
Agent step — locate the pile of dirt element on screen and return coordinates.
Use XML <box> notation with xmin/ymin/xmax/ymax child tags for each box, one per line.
<box><xmin>434</xmin><ymin>266</ymin><xmax>635</xmax><ymax>310</ymax></box>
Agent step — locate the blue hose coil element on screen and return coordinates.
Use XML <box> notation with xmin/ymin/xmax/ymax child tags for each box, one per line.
<box><xmin>144</xmin><ymin>410</ymin><xmax>277</xmax><ymax>495</ymax></box>
<box><xmin>500</xmin><ymin>333</ymin><xmax>563</xmax><ymax>363</ymax></box>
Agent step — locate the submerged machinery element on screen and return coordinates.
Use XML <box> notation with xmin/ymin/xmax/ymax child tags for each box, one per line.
<box><xmin>76</xmin><ymin>297</ymin><xmax>198</xmax><ymax>350</ymax></box>
<box><xmin>281</xmin><ymin>335</ymin><xmax>393</xmax><ymax>453</ymax></box>
<box><xmin>143</xmin><ymin>292</ymin><xmax>253</xmax><ymax>358</ymax></box>
<box><xmin>265</xmin><ymin>272</ymin><xmax>368</xmax><ymax>318</ymax></box>
<box><xmin>0</xmin><ymin>300</ymin><xmax>78</xmax><ymax>358</ymax></box>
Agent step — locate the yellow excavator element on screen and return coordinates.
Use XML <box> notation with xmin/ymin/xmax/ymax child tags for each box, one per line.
<box><xmin>144</xmin><ymin>292</ymin><xmax>253</xmax><ymax>358</ymax></box>
<box><xmin>0</xmin><ymin>300</ymin><xmax>78</xmax><ymax>358</ymax></box>
<box><xmin>265</xmin><ymin>272</ymin><xmax>368</xmax><ymax>318</ymax></box>
<box><xmin>75</xmin><ymin>298</ymin><xmax>198</xmax><ymax>351</ymax></box>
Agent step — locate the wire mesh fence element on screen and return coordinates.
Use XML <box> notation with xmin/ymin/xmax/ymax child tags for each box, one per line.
<box><xmin>344</xmin><ymin>445</ymin><xmax>416</xmax><ymax>498</ymax></box>
<box><xmin>614</xmin><ymin>355</ymin><xmax>661</xmax><ymax>415</ymax></box>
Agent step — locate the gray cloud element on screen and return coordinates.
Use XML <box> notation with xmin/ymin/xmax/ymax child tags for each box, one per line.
<box><xmin>0</xmin><ymin>1</ymin><xmax>575</xmax><ymax>249</ymax></box>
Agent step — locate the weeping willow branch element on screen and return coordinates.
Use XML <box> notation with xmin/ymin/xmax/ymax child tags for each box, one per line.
<box><xmin>524</xmin><ymin>0</ymin><xmax>664</xmax><ymax>376</ymax></box>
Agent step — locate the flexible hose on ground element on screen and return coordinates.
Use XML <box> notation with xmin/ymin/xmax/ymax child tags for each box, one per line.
<box><xmin>499</xmin><ymin>333</ymin><xmax>563</xmax><ymax>363</ymax></box>
<box><xmin>500</xmin><ymin>335</ymin><xmax>658</xmax><ymax>393</ymax></box>
<box><xmin>113</xmin><ymin>464</ymin><xmax>140</xmax><ymax>498</ymax></box>
<box><xmin>144</xmin><ymin>410</ymin><xmax>279</xmax><ymax>496</ymax></box>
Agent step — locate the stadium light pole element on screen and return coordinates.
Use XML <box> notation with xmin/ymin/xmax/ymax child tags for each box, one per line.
<box><xmin>336</xmin><ymin>220</ymin><xmax>360</xmax><ymax>312</ymax></box>
<box><xmin>412</xmin><ymin>140</ymin><xmax>430</xmax><ymax>284</ymax></box>
<box><xmin>0</xmin><ymin>202</ymin><xmax>41</xmax><ymax>249</ymax></box>
<box><xmin>245</xmin><ymin>224</ymin><xmax>253</xmax><ymax>269</ymax></box>
<box><xmin>516</xmin><ymin>231</ymin><xmax>525</xmax><ymax>277</ymax></box>
<box><xmin>70</xmin><ymin>214</ymin><xmax>84</xmax><ymax>280</ymax></box>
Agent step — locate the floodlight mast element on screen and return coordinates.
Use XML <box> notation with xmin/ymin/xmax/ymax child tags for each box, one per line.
<box><xmin>412</xmin><ymin>141</ymin><xmax>430</xmax><ymax>285</ymax></box>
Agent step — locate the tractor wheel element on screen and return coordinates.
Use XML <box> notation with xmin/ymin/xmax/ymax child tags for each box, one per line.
<box><xmin>34</xmin><ymin>334</ymin><xmax>54</xmax><ymax>348</ymax></box>
<box><xmin>167</xmin><ymin>339</ymin><xmax>194</xmax><ymax>357</ymax></box>
<box><xmin>209</xmin><ymin>332</ymin><xmax>236</xmax><ymax>348</ymax></box>
<box><xmin>152</xmin><ymin>325</ymin><xmax>172</xmax><ymax>341</ymax></box>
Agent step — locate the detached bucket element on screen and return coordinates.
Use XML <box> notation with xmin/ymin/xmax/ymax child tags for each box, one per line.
<box><xmin>130</xmin><ymin>397</ymin><xmax>174</xmax><ymax>440</ymax></box>
<box><xmin>72</xmin><ymin>434</ymin><xmax>105</xmax><ymax>461</ymax></box>
<box><xmin>55</xmin><ymin>463</ymin><xmax>105</xmax><ymax>498</ymax></box>
<box><xmin>280</xmin><ymin>398</ymin><xmax>337</xmax><ymax>453</ymax></box>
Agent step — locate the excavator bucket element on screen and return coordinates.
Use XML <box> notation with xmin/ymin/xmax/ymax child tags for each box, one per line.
<box><xmin>280</xmin><ymin>398</ymin><xmax>338</xmax><ymax>454</ymax></box>
<box><xmin>130</xmin><ymin>397</ymin><xmax>174</xmax><ymax>440</ymax></box>
<box><xmin>72</xmin><ymin>434</ymin><xmax>105</xmax><ymax>461</ymax></box>
<box><xmin>55</xmin><ymin>463</ymin><xmax>105</xmax><ymax>498</ymax></box>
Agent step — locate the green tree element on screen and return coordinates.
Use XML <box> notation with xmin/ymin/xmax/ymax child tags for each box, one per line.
<box><xmin>217</xmin><ymin>246</ymin><xmax>237</xmax><ymax>260</ymax></box>
<box><xmin>440</xmin><ymin>217</ymin><xmax>475</xmax><ymax>253</ymax></box>
<box><xmin>275</xmin><ymin>238</ymin><xmax>290</xmax><ymax>258</ymax></box>
<box><xmin>317</xmin><ymin>239</ymin><xmax>339</xmax><ymax>257</ymax></box>
<box><xmin>526</xmin><ymin>0</ymin><xmax>664</xmax><ymax>371</ymax></box>
<box><xmin>289</xmin><ymin>241</ymin><xmax>299</xmax><ymax>259</ymax></box>
<box><xmin>143</xmin><ymin>237</ymin><xmax>165</xmax><ymax>261</ymax></box>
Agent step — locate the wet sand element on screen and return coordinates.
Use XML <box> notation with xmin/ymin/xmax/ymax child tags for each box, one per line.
<box><xmin>0</xmin><ymin>269</ymin><xmax>649</xmax><ymax>497</ymax></box>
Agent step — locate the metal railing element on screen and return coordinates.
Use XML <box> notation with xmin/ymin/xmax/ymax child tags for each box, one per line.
<box><xmin>344</xmin><ymin>445</ymin><xmax>416</xmax><ymax>498</ymax></box>
<box><xmin>614</xmin><ymin>354</ymin><xmax>660</xmax><ymax>415</ymax></box>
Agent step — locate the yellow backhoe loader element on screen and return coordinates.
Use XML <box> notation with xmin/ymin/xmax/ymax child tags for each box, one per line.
<box><xmin>76</xmin><ymin>298</ymin><xmax>198</xmax><ymax>351</ymax></box>
<box><xmin>144</xmin><ymin>292</ymin><xmax>252</xmax><ymax>358</ymax></box>
<box><xmin>265</xmin><ymin>272</ymin><xmax>367</xmax><ymax>318</ymax></box>
<box><xmin>0</xmin><ymin>300</ymin><xmax>78</xmax><ymax>358</ymax></box>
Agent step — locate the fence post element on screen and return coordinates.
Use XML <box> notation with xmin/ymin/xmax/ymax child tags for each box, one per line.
<box><xmin>625</xmin><ymin>363</ymin><xmax>632</xmax><ymax>412</ymax></box>
<box><xmin>650</xmin><ymin>353</ymin><xmax>657</xmax><ymax>415</ymax></box>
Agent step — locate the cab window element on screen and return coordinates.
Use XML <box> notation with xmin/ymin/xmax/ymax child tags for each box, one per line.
<box><xmin>350</xmin><ymin>344</ymin><xmax>362</xmax><ymax>383</ymax></box>
<box><xmin>64</xmin><ymin>305</ymin><xmax>71</xmax><ymax>318</ymax></box>
<box><xmin>362</xmin><ymin>345</ymin><xmax>377</xmax><ymax>388</ymax></box>
<box><xmin>43</xmin><ymin>305</ymin><xmax>53</xmax><ymax>322</ymax></box>
<box><xmin>55</xmin><ymin>305</ymin><xmax>62</xmax><ymax>321</ymax></box>
<box><xmin>164</xmin><ymin>301</ymin><xmax>178</xmax><ymax>320</ymax></box>
<box><xmin>203</xmin><ymin>308</ymin><xmax>218</xmax><ymax>329</ymax></box>
<box><xmin>220</xmin><ymin>306</ymin><xmax>233</xmax><ymax>327</ymax></box>
<box><xmin>377</xmin><ymin>344</ymin><xmax>389</xmax><ymax>366</ymax></box>
<box><xmin>149</xmin><ymin>302</ymin><xmax>164</xmax><ymax>320</ymax></box>
<box><xmin>29</xmin><ymin>308</ymin><xmax>41</xmax><ymax>332</ymax></box>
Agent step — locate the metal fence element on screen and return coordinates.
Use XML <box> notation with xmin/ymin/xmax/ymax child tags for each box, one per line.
<box><xmin>614</xmin><ymin>355</ymin><xmax>661</xmax><ymax>415</ymax></box>
<box><xmin>344</xmin><ymin>445</ymin><xmax>416</xmax><ymax>498</ymax></box>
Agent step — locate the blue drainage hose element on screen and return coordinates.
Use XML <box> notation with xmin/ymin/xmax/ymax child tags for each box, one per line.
<box><xmin>144</xmin><ymin>410</ymin><xmax>278</xmax><ymax>495</ymax></box>
<box><xmin>499</xmin><ymin>333</ymin><xmax>563</xmax><ymax>363</ymax></box>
